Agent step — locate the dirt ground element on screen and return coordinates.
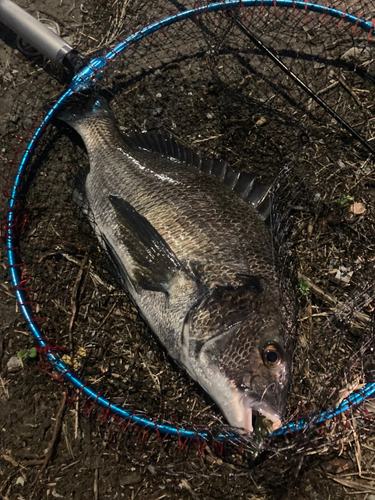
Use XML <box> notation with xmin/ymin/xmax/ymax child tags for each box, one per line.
<box><xmin>1</xmin><ymin>0</ymin><xmax>375</xmax><ymax>499</ymax></box>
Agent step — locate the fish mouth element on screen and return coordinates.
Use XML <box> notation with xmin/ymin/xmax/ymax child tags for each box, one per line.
<box><xmin>228</xmin><ymin>387</ymin><xmax>282</xmax><ymax>433</ymax></box>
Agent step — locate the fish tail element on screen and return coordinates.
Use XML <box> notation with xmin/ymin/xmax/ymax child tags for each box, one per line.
<box><xmin>57</xmin><ymin>96</ymin><xmax>114</xmax><ymax>134</ymax></box>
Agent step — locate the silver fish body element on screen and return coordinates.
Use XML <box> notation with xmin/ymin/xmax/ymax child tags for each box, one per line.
<box><xmin>59</xmin><ymin>96</ymin><xmax>295</xmax><ymax>432</ymax></box>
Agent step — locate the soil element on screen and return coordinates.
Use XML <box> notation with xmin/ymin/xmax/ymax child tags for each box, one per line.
<box><xmin>1</xmin><ymin>1</ymin><xmax>375</xmax><ymax>499</ymax></box>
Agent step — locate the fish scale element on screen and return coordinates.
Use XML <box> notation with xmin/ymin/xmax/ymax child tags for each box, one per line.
<box><xmin>58</xmin><ymin>95</ymin><xmax>295</xmax><ymax>433</ymax></box>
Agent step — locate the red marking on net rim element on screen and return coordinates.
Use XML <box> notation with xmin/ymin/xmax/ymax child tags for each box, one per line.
<box><xmin>162</xmin><ymin>25</ymin><xmax>170</xmax><ymax>37</ymax></box>
<box><xmin>194</xmin><ymin>3</ymin><xmax>200</xmax><ymax>26</ymax></box>
<box><xmin>101</xmin><ymin>403</ymin><xmax>114</xmax><ymax>422</ymax></box>
<box><xmin>300</xmin><ymin>402</ymin><xmax>312</xmax><ymax>421</ymax></box>
<box><xmin>240</xmin><ymin>0</ymin><xmax>251</xmax><ymax>21</ymax></box>
<box><xmin>352</xmin><ymin>16</ymin><xmax>362</xmax><ymax>35</ymax></box>
<box><xmin>29</xmin><ymin>316</ymin><xmax>45</xmax><ymax>324</ymax></box>
<box><xmin>177</xmin><ymin>429</ymin><xmax>189</xmax><ymax>451</ymax></box>
<box><xmin>121</xmin><ymin>414</ymin><xmax>134</xmax><ymax>433</ymax></box>
<box><xmin>273</xmin><ymin>0</ymin><xmax>282</xmax><ymax>19</ymax></box>
<box><xmin>258</xmin><ymin>0</ymin><xmax>265</xmax><ymax>19</ymax></box>
<box><xmin>361</xmin><ymin>404</ymin><xmax>373</xmax><ymax>420</ymax></box>
<box><xmin>37</xmin><ymin>362</ymin><xmax>71</xmax><ymax>382</ymax></box>
<box><xmin>291</xmin><ymin>0</ymin><xmax>301</xmax><ymax>22</ymax></box>
<box><xmin>320</xmin><ymin>4</ymin><xmax>333</xmax><ymax>26</ymax></box>
<box><xmin>198</xmin><ymin>438</ymin><xmax>206</xmax><ymax>457</ymax></box>
<box><xmin>84</xmin><ymin>392</ymin><xmax>101</xmax><ymax>415</ymax></box>
<box><xmin>154</xmin><ymin>421</ymin><xmax>162</xmax><ymax>443</ymax></box>
<box><xmin>367</xmin><ymin>19</ymin><xmax>375</xmax><ymax>42</ymax></box>
<box><xmin>137</xmin><ymin>427</ymin><xmax>150</xmax><ymax>444</ymax></box>
<box><xmin>337</xmin><ymin>10</ymin><xmax>347</xmax><ymax>29</ymax></box>
<box><xmin>65</xmin><ymin>387</ymin><xmax>80</xmax><ymax>406</ymax></box>
<box><xmin>2</xmin><ymin>176</ymin><xmax>18</xmax><ymax>190</ymax></box>
<box><xmin>304</xmin><ymin>0</ymin><xmax>312</xmax><ymax>25</ymax></box>
<box><xmin>214</xmin><ymin>441</ymin><xmax>224</xmax><ymax>457</ymax></box>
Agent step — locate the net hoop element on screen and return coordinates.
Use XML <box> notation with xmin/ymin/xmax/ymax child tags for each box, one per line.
<box><xmin>5</xmin><ymin>0</ymin><xmax>375</xmax><ymax>443</ymax></box>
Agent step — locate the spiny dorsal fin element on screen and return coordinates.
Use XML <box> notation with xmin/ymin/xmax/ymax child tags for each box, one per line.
<box><xmin>126</xmin><ymin>131</ymin><xmax>272</xmax><ymax>220</ymax></box>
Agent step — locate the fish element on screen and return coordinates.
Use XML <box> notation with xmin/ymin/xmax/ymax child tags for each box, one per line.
<box><xmin>58</xmin><ymin>95</ymin><xmax>295</xmax><ymax>433</ymax></box>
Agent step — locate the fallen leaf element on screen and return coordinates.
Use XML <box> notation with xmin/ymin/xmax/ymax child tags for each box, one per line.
<box><xmin>324</xmin><ymin>458</ymin><xmax>355</xmax><ymax>474</ymax></box>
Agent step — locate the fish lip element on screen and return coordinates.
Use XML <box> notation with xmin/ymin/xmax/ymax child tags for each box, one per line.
<box><xmin>229</xmin><ymin>387</ymin><xmax>283</xmax><ymax>433</ymax></box>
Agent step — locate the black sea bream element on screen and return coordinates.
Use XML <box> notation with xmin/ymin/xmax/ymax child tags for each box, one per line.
<box><xmin>59</xmin><ymin>96</ymin><xmax>295</xmax><ymax>432</ymax></box>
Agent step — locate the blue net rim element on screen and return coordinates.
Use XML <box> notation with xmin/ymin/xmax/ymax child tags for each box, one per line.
<box><xmin>5</xmin><ymin>0</ymin><xmax>375</xmax><ymax>444</ymax></box>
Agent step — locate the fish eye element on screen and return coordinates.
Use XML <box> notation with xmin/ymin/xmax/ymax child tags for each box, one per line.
<box><xmin>262</xmin><ymin>344</ymin><xmax>282</xmax><ymax>368</ymax></box>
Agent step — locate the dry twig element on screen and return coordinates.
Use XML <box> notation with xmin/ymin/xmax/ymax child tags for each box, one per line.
<box><xmin>69</xmin><ymin>249</ymin><xmax>90</xmax><ymax>353</ymax></box>
<box><xmin>31</xmin><ymin>392</ymin><xmax>66</xmax><ymax>487</ymax></box>
<box><xmin>299</xmin><ymin>274</ymin><xmax>371</xmax><ymax>329</ymax></box>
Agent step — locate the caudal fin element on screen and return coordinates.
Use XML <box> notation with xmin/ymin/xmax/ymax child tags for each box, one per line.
<box><xmin>57</xmin><ymin>96</ymin><xmax>114</xmax><ymax>134</ymax></box>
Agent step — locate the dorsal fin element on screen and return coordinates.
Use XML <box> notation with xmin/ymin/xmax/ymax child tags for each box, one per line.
<box><xmin>126</xmin><ymin>131</ymin><xmax>272</xmax><ymax>220</ymax></box>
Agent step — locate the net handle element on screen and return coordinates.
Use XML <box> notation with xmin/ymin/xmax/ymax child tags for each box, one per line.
<box><xmin>0</xmin><ymin>0</ymin><xmax>74</xmax><ymax>62</ymax></box>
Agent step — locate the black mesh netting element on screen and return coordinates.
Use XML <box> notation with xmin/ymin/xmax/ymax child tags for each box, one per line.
<box><xmin>1</xmin><ymin>0</ymin><xmax>375</xmax><ymax>497</ymax></box>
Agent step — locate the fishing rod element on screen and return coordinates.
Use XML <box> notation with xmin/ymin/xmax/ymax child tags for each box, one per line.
<box><xmin>232</xmin><ymin>15</ymin><xmax>375</xmax><ymax>156</ymax></box>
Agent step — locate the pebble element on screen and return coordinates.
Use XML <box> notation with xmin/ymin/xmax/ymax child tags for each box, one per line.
<box><xmin>15</xmin><ymin>476</ymin><xmax>25</xmax><ymax>486</ymax></box>
<box><xmin>152</xmin><ymin>107</ymin><xmax>163</xmax><ymax>117</ymax></box>
<box><xmin>313</xmin><ymin>193</ymin><xmax>321</xmax><ymax>203</ymax></box>
<box><xmin>7</xmin><ymin>356</ymin><xmax>23</xmax><ymax>372</ymax></box>
<box><xmin>23</xmin><ymin>118</ymin><xmax>32</xmax><ymax>128</ymax></box>
<box><xmin>155</xmin><ymin>92</ymin><xmax>162</xmax><ymax>98</ymax></box>
<box><xmin>206</xmin><ymin>112</ymin><xmax>214</xmax><ymax>119</ymax></box>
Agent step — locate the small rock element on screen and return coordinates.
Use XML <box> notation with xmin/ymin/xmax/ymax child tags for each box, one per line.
<box><xmin>147</xmin><ymin>465</ymin><xmax>156</xmax><ymax>475</ymax></box>
<box><xmin>254</xmin><ymin>116</ymin><xmax>267</xmax><ymax>127</ymax></box>
<box><xmin>152</xmin><ymin>107</ymin><xmax>163</xmax><ymax>117</ymax></box>
<box><xmin>7</xmin><ymin>356</ymin><xmax>23</xmax><ymax>373</ymax></box>
<box><xmin>155</xmin><ymin>92</ymin><xmax>162</xmax><ymax>98</ymax></box>
<box><xmin>15</xmin><ymin>476</ymin><xmax>25</xmax><ymax>486</ymax></box>
<box><xmin>23</xmin><ymin>118</ymin><xmax>32</xmax><ymax>128</ymax></box>
<box><xmin>313</xmin><ymin>193</ymin><xmax>321</xmax><ymax>203</ymax></box>
<box><xmin>206</xmin><ymin>112</ymin><xmax>214</xmax><ymax>119</ymax></box>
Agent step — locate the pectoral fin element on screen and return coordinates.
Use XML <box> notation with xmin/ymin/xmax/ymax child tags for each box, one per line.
<box><xmin>109</xmin><ymin>195</ymin><xmax>187</xmax><ymax>293</ymax></box>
